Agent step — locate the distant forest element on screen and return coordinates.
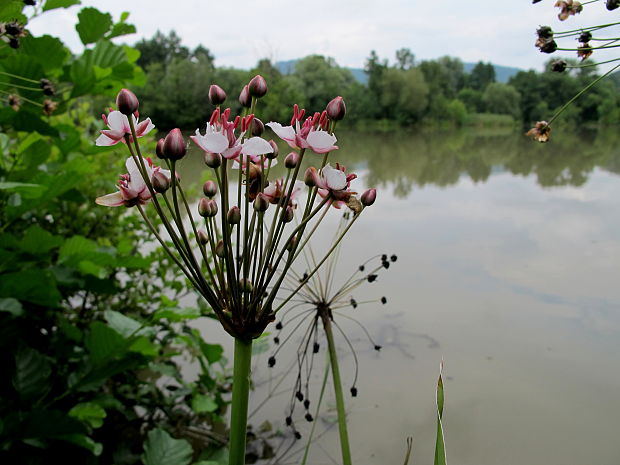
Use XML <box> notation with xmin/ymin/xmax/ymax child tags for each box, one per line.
<box><xmin>131</xmin><ymin>31</ymin><xmax>620</xmax><ymax>130</ymax></box>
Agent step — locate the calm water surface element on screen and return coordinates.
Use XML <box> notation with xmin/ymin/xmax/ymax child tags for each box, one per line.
<box><xmin>178</xmin><ymin>127</ymin><xmax>620</xmax><ymax>465</ymax></box>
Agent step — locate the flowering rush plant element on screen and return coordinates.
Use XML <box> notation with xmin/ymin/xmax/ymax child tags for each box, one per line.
<box><xmin>95</xmin><ymin>79</ymin><xmax>376</xmax><ymax>465</ymax></box>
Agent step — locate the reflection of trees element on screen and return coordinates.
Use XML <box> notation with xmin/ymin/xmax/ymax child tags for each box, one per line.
<box><xmin>331</xmin><ymin>128</ymin><xmax>620</xmax><ymax>198</ymax></box>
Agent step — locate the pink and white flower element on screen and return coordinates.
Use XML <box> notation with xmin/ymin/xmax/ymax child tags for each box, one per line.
<box><xmin>310</xmin><ymin>164</ymin><xmax>357</xmax><ymax>209</ymax></box>
<box><xmin>266</xmin><ymin>105</ymin><xmax>338</xmax><ymax>154</ymax></box>
<box><xmin>263</xmin><ymin>178</ymin><xmax>303</xmax><ymax>206</ymax></box>
<box><xmin>95</xmin><ymin>110</ymin><xmax>155</xmax><ymax>146</ymax></box>
<box><xmin>191</xmin><ymin>109</ymin><xmax>273</xmax><ymax>160</ymax></box>
<box><xmin>95</xmin><ymin>156</ymin><xmax>170</xmax><ymax>207</ymax></box>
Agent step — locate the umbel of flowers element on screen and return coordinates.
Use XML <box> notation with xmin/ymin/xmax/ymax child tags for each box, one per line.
<box><xmin>95</xmin><ymin>81</ymin><xmax>374</xmax><ymax>465</ymax></box>
<box><xmin>528</xmin><ymin>0</ymin><xmax>620</xmax><ymax>142</ymax></box>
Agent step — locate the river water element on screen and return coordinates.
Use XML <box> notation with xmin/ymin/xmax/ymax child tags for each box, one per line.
<box><xmin>178</xmin><ymin>126</ymin><xmax>620</xmax><ymax>465</ymax></box>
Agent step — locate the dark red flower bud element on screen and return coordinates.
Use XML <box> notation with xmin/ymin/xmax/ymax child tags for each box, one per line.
<box><xmin>248</xmin><ymin>74</ymin><xmax>268</xmax><ymax>98</ymax></box>
<box><xmin>251</xmin><ymin>117</ymin><xmax>265</xmax><ymax>137</ymax></box>
<box><xmin>208</xmin><ymin>84</ymin><xmax>227</xmax><ymax>105</ymax></box>
<box><xmin>163</xmin><ymin>128</ymin><xmax>186</xmax><ymax>160</ymax></box>
<box><xmin>284</xmin><ymin>152</ymin><xmax>299</xmax><ymax>169</ymax></box>
<box><xmin>203</xmin><ymin>180</ymin><xmax>217</xmax><ymax>197</ymax></box>
<box><xmin>239</xmin><ymin>85</ymin><xmax>252</xmax><ymax>108</ymax></box>
<box><xmin>304</xmin><ymin>167</ymin><xmax>319</xmax><ymax>187</ymax></box>
<box><xmin>156</xmin><ymin>138</ymin><xmax>166</xmax><ymax>159</ymax></box>
<box><xmin>116</xmin><ymin>88</ymin><xmax>139</xmax><ymax>115</ymax></box>
<box><xmin>361</xmin><ymin>188</ymin><xmax>376</xmax><ymax>206</ymax></box>
<box><xmin>152</xmin><ymin>171</ymin><xmax>170</xmax><ymax>193</ymax></box>
<box><xmin>204</xmin><ymin>152</ymin><xmax>222</xmax><ymax>168</ymax></box>
<box><xmin>254</xmin><ymin>193</ymin><xmax>269</xmax><ymax>212</ymax></box>
<box><xmin>197</xmin><ymin>229</ymin><xmax>209</xmax><ymax>245</ymax></box>
<box><xmin>227</xmin><ymin>206</ymin><xmax>241</xmax><ymax>224</ymax></box>
<box><xmin>215</xmin><ymin>240</ymin><xmax>225</xmax><ymax>258</ymax></box>
<box><xmin>266</xmin><ymin>140</ymin><xmax>278</xmax><ymax>159</ymax></box>
<box><xmin>326</xmin><ymin>96</ymin><xmax>346</xmax><ymax>121</ymax></box>
<box><xmin>281</xmin><ymin>206</ymin><xmax>294</xmax><ymax>223</ymax></box>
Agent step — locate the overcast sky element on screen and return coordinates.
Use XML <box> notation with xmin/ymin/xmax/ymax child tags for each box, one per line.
<box><xmin>28</xmin><ymin>0</ymin><xmax>618</xmax><ymax>72</ymax></box>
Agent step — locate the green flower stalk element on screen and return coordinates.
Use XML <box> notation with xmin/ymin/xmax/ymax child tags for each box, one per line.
<box><xmin>94</xmin><ymin>79</ymin><xmax>376</xmax><ymax>465</ymax></box>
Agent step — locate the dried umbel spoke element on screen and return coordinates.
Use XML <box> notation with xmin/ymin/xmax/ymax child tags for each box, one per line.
<box><xmin>95</xmin><ymin>78</ymin><xmax>377</xmax><ymax>465</ymax></box>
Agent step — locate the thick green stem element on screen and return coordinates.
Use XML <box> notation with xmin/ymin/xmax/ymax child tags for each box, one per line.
<box><xmin>321</xmin><ymin>313</ymin><xmax>353</xmax><ymax>465</ymax></box>
<box><xmin>229</xmin><ymin>337</ymin><xmax>253</xmax><ymax>465</ymax></box>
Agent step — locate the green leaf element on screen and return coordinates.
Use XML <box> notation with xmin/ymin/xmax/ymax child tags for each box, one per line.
<box><xmin>107</xmin><ymin>22</ymin><xmax>136</xmax><ymax>40</ymax></box>
<box><xmin>17</xmin><ymin>133</ymin><xmax>51</xmax><ymax>169</ymax></box>
<box><xmin>19</xmin><ymin>35</ymin><xmax>69</xmax><ymax>72</ymax></box>
<box><xmin>43</xmin><ymin>0</ymin><xmax>81</xmax><ymax>11</ymax></box>
<box><xmin>12</xmin><ymin>346</ymin><xmax>51</xmax><ymax>400</ymax></box>
<box><xmin>0</xmin><ymin>298</ymin><xmax>23</xmax><ymax>316</ymax></box>
<box><xmin>0</xmin><ymin>1</ymin><xmax>26</xmax><ymax>23</ymax></box>
<box><xmin>123</xmin><ymin>46</ymin><xmax>140</xmax><ymax>64</ymax></box>
<box><xmin>153</xmin><ymin>306</ymin><xmax>200</xmax><ymax>322</ymax></box>
<box><xmin>91</xmin><ymin>40</ymin><xmax>126</xmax><ymax>68</ymax></box>
<box><xmin>104</xmin><ymin>310</ymin><xmax>143</xmax><ymax>337</ymax></box>
<box><xmin>0</xmin><ymin>182</ymin><xmax>46</xmax><ymax>199</ymax></box>
<box><xmin>0</xmin><ymin>270</ymin><xmax>61</xmax><ymax>306</ymax></box>
<box><xmin>85</xmin><ymin>321</ymin><xmax>126</xmax><ymax>363</ymax></box>
<box><xmin>191</xmin><ymin>394</ymin><xmax>218</xmax><ymax>414</ymax></box>
<box><xmin>59</xmin><ymin>235</ymin><xmax>97</xmax><ymax>261</ymax></box>
<box><xmin>75</xmin><ymin>7</ymin><xmax>112</xmax><ymax>45</ymax></box>
<box><xmin>142</xmin><ymin>429</ymin><xmax>193</xmax><ymax>465</ymax></box>
<box><xmin>129</xmin><ymin>336</ymin><xmax>159</xmax><ymax>356</ymax></box>
<box><xmin>120</xmin><ymin>11</ymin><xmax>130</xmax><ymax>21</ymax></box>
<box><xmin>200</xmin><ymin>342</ymin><xmax>224</xmax><ymax>364</ymax></box>
<box><xmin>20</xmin><ymin>225</ymin><xmax>63</xmax><ymax>255</ymax></box>
<box><xmin>17</xmin><ymin>410</ymin><xmax>87</xmax><ymax>439</ymax></box>
<box><xmin>59</xmin><ymin>434</ymin><xmax>103</xmax><ymax>456</ymax></box>
<box><xmin>434</xmin><ymin>361</ymin><xmax>447</xmax><ymax>465</ymax></box>
<box><xmin>69</xmin><ymin>402</ymin><xmax>106</xmax><ymax>429</ymax></box>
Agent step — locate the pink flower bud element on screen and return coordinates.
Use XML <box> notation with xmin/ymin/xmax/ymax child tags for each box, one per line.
<box><xmin>163</xmin><ymin>128</ymin><xmax>186</xmax><ymax>161</ymax></box>
<box><xmin>281</xmin><ymin>206</ymin><xmax>294</xmax><ymax>223</ymax></box>
<box><xmin>284</xmin><ymin>152</ymin><xmax>299</xmax><ymax>169</ymax></box>
<box><xmin>239</xmin><ymin>85</ymin><xmax>251</xmax><ymax>108</ymax></box>
<box><xmin>197</xmin><ymin>229</ymin><xmax>209</xmax><ymax>245</ymax></box>
<box><xmin>152</xmin><ymin>170</ymin><xmax>170</xmax><ymax>193</ymax></box>
<box><xmin>248</xmin><ymin>75</ymin><xmax>268</xmax><ymax>98</ymax></box>
<box><xmin>361</xmin><ymin>188</ymin><xmax>376</xmax><ymax>206</ymax></box>
<box><xmin>266</xmin><ymin>140</ymin><xmax>278</xmax><ymax>160</ymax></box>
<box><xmin>156</xmin><ymin>138</ymin><xmax>166</xmax><ymax>159</ymax></box>
<box><xmin>203</xmin><ymin>180</ymin><xmax>217</xmax><ymax>198</ymax></box>
<box><xmin>204</xmin><ymin>152</ymin><xmax>222</xmax><ymax>168</ymax></box>
<box><xmin>239</xmin><ymin>278</ymin><xmax>253</xmax><ymax>292</ymax></box>
<box><xmin>254</xmin><ymin>193</ymin><xmax>269</xmax><ymax>212</ymax></box>
<box><xmin>198</xmin><ymin>198</ymin><xmax>218</xmax><ymax>217</ymax></box>
<box><xmin>304</xmin><ymin>167</ymin><xmax>319</xmax><ymax>187</ymax></box>
<box><xmin>208</xmin><ymin>84</ymin><xmax>227</xmax><ymax>105</ymax></box>
<box><xmin>227</xmin><ymin>206</ymin><xmax>241</xmax><ymax>224</ymax></box>
<box><xmin>215</xmin><ymin>239</ymin><xmax>225</xmax><ymax>258</ymax></box>
<box><xmin>116</xmin><ymin>88</ymin><xmax>139</xmax><ymax>115</ymax></box>
<box><xmin>326</xmin><ymin>96</ymin><xmax>346</xmax><ymax>121</ymax></box>
<box><xmin>251</xmin><ymin>117</ymin><xmax>265</xmax><ymax>137</ymax></box>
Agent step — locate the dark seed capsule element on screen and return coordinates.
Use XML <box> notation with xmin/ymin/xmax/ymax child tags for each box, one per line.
<box><xmin>268</xmin><ymin>356</ymin><xmax>276</xmax><ymax>367</ymax></box>
<box><xmin>276</xmin><ymin>321</ymin><xmax>283</xmax><ymax>330</ymax></box>
<box><xmin>381</xmin><ymin>296</ymin><xmax>387</xmax><ymax>305</ymax></box>
<box><xmin>350</xmin><ymin>386</ymin><xmax>358</xmax><ymax>397</ymax></box>
<box><xmin>367</xmin><ymin>274</ymin><xmax>377</xmax><ymax>283</ymax></box>
<box><xmin>285</xmin><ymin>416</ymin><xmax>292</xmax><ymax>426</ymax></box>
<box><xmin>274</xmin><ymin>337</ymin><xmax>280</xmax><ymax>345</ymax></box>
<box><xmin>374</xmin><ymin>345</ymin><xmax>382</xmax><ymax>351</ymax></box>
<box><xmin>296</xmin><ymin>391</ymin><xmax>304</xmax><ymax>402</ymax></box>
<box><xmin>313</xmin><ymin>342</ymin><xmax>320</xmax><ymax>353</ymax></box>
<box><xmin>390</xmin><ymin>254</ymin><xmax>397</xmax><ymax>262</ymax></box>
<box><xmin>303</xmin><ymin>399</ymin><xmax>310</xmax><ymax>409</ymax></box>
<box><xmin>294</xmin><ymin>431</ymin><xmax>302</xmax><ymax>440</ymax></box>
<box><xmin>350</xmin><ymin>298</ymin><xmax>358</xmax><ymax>309</ymax></box>
<box><xmin>305</xmin><ymin>413</ymin><xmax>313</xmax><ymax>422</ymax></box>
<box><xmin>381</xmin><ymin>254</ymin><xmax>387</xmax><ymax>261</ymax></box>
<box><xmin>382</xmin><ymin>261</ymin><xmax>390</xmax><ymax>269</ymax></box>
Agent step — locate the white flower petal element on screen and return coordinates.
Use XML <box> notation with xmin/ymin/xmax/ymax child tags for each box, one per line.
<box><xmin>322</xmin><ymin>164</ymin><xmax>347</xmax><ymax>191</ymax></box>
<box><xmin>107</xmin><ymin>111</ymin><xmax>130</xmax><ymax>133</ymax></box>
<box><xmin>306</xmin><ymin>130</ymin><xmax>337</xmax><ymax>153</ymax></box>
<box><xmin>96</xmin><ymin>133</ymin><xmax>119</xmax><ymax>146</ymax></box>
<box><xmin>194</xmin><ymin>132</ymin><xmax>229</xmax><ymax>154</ymax></box>
<box><xmin>125</xmin><ymin>156</ymin><xmax>150</xmax><ymax>192</ymax></box>
<box><xmin>241</xmin><ymin>137</ymin><xmax>274</xmax><ymax>156</ymax></box>
<box><xmin>266</xmin><ymin>122</ymin><xmax>296</xmax><ymax>142</ymax></box>
<box><xmin>95</xmin><ymin>191</ymin><xmax>124</xmax><ymax>207</ymax></box>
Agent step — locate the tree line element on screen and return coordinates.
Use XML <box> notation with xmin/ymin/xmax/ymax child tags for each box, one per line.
<box><xmin>132</xmin><ymin>31</ymin><xmax>620</xmax><ymax>131</ymax></box>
